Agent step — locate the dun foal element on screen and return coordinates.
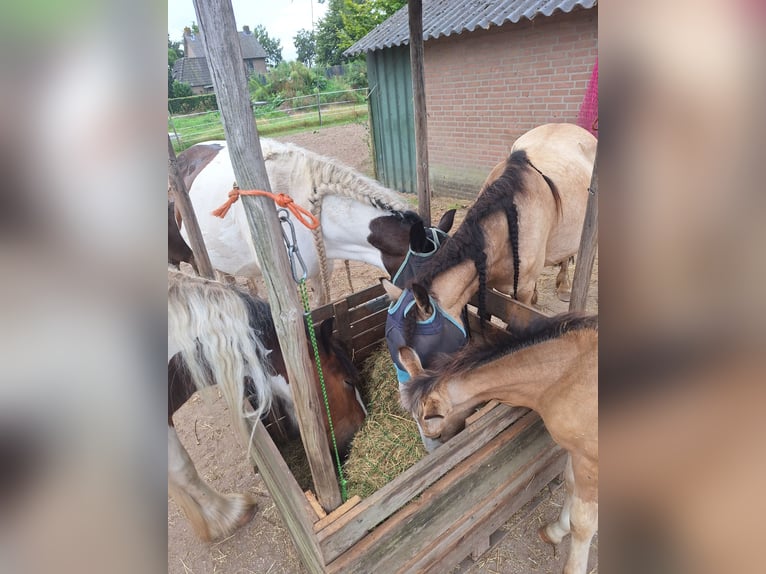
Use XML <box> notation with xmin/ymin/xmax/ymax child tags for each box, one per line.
<box><xmin>399</xmin><ymin>313</ymin><xmax>598</xmax><ymax>574</ymax></box>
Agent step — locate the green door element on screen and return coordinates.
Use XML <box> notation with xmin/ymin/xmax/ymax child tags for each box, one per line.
<box><xmin>367</xmin><ymin>46</ymin><xmax>416</xmax><ymax>194</ymax></box>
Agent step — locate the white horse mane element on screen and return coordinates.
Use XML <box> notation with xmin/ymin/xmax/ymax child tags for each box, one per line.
<box><xmin>259</xmin><ymin>138</ymin><xmax>410</xmax><ymax>214</ymax></box>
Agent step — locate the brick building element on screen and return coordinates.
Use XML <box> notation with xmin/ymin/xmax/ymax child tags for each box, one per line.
<box><xmin>346</xmin><ymin>0</ymin><xmax>598</xmax><ymax>197</ymax></box>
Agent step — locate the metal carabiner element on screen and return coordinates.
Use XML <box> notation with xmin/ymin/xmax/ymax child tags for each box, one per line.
<box><xmin>277</xmin><ymin>208</ymin><xmax>308</xmax><ymax>283</ymax></box>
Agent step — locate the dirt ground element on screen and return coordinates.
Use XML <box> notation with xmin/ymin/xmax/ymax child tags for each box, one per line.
<box><xmin>168</xmin><ymin>123</ymin><xmax>598</xmax><ymax>573</ymax></box>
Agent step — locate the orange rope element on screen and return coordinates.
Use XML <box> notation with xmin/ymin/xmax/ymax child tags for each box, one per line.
<box><xmin>211</xmin><ymin>185</ymin><xmax>320</xmax><ymax>230</ymax></box>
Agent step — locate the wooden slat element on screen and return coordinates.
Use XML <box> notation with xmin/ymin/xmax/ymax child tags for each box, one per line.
<box><xmin>332</xmin><ymin>299</ymin><xmax>353</xmax><ymax>352</ymax></box>
<box><xmin>305</xmin><ymin>490</ymin><xmax>326</xmax><ymax>521</ymax></box>
<box><xmin>415</xmin><ymin>446</ymin><xmax>565</xmax><ymax>573</ymax></box>
<box><xmin>471</xmin><ymin>537</ymin><xmax>491</xmax><ymax>561</ymax></box>
<box><xmin>194</xmin><ymin>0</ymin><xmax>342</xmax><ymax>511</ymax></box>
<box><xmin>247</xmin><ymin>420</ymin><xmax>325</xmax><ymax>573</ymax></box>
<box><xmin>325</xmin><ymin>412</ymin><xmax>563</xmax><ymax>572</ymax></box>
<box><xmin>350</xmin><ymin>323</ymin><xmax>387</xmax><ymax>353</ymax></box>
<box><xmin>465</xmin><ymin>400</ymin><xmax>500</xmax><ymax>427</ymax></box>
<box><xmin>570</xmin><ymin>149</ymin><xmax>598</xmax><ymax>312</ymax></box>
<box><xmin>313</xmin><ymin>495</ymin><xmax>362</xmax><ymax>532</ymax></box>
<box><xmin>308</xmin><ymin>305</ymin><xmax>335</xmax><ymax>325</ymax></box>
<box><xmin>348</xmin><ymin>293</ymin><xmax>389</xmax><ymax>323</ymax></box>
<box><xmin>346</xmin><ymin>283</ymin><xmax>385</xmax><ymax>308</ymax></box>
<box><xmin>349</xmin><ymin>308</ymin><xmax>388</xmax><ymax>336</ymax></box>
<box><xmin>469</xmin><ymin>289</ymin><xmax>547</xmax><ymax>330</ymax></box>
<box><xmin>317</xmin><ymin>405</ymin><xmax>527</xmax><ymax>561</ymax></box>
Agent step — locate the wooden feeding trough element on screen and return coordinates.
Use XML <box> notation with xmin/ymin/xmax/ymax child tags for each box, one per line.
<box><xmin>245</xmin><ymin>285</ymin><xmax>567</xmax><ymax>573</ymax></box>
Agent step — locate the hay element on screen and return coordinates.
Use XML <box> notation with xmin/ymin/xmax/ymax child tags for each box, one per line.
<box><xmin>343</xmin><ymin>343</ymin><xmax>426</xmax><ymax>499</ymax></box>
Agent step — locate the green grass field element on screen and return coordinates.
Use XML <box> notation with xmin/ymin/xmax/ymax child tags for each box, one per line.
<box><xmin>169</xmin><ymin>104</ymin><xmax>369</xmax><ymax>152</ymax></box>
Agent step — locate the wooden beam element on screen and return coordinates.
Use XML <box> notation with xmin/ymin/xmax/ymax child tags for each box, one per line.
<box><xmin>167</xmin><ymin>135</ymin><xmax>215</xmax><ymax>280</ymax></box>
<box><xmin>408</xmin><ymin>0</ymin><xmax>431</xmax><ymax>226</ymax></box>
<box><xmin>247</xmin><ymin>420</ymin><xmax>326</xmax><ymax>573</ymax></box>
<box><xmin>192</xmin><ymin>0</ymin><xmax>342</xmax><ymax>510</ymax></box>
<box><xmin>570</xmin><ymin>149</ymin><xmax>598</xmax><ymax>312</ymax></box>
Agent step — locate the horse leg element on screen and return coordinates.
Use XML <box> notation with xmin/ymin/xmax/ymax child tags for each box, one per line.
<box><xmin>564</xmin><ymin>493</ymin><xmax>598</xmax><ymax>574</ymax></box>
<box><xmin>556</xmin><ymin>257</ymin><xmax>574</xmax><ymax>302</ymax></box>
<box><xmin>540</xmin><ymin>454</ymin><xmax>574</xmax><ymax>545</ymax></box>
<box><xmin>168</xmin><ymin>425</ymin><xmax>257</xmax><ymax>541</ymax></box>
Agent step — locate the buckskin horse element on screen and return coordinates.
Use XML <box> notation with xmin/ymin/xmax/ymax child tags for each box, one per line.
<box><xmin>399</xmin><ymin>313</ymin><xmax>598</xmax><ymax>574</ymax></box>
<box><xmin>168</xmin><ymin>139</ymin><xmax>455</xmax><ymax>304</ymax></box>
<box><xmin>384</xmin><ymin>122</ymin><xmax>596</xmax><ymax>372</ymax></box>
<box><xmin>168</xmin><ymin>270</ymin><xmax>366</xmax><ymax>540</ymax></box>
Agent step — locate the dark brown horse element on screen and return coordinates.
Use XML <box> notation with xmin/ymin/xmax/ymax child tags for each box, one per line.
<box><xmin>168</xmin><ymin>270</ymin><xmax>365</xmax><ymax>540</ymax></box>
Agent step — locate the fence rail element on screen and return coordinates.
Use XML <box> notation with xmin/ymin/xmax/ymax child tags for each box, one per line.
<box><xmin>168</xmin><ymin>88</ymin><xmax>369</xmax><ymax>150</ymax></box>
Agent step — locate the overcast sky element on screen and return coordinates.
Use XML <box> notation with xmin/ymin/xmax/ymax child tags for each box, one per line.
<box><xmin>168</xmin><ymin>0</ymin><xmax>328</xmax><ymax>62</ymax></box>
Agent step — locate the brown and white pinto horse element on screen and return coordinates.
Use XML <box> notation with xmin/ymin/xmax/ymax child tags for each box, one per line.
<box><xmin>167</xmin><ymin>139</ymin><xmax>455</xmax><ymax>303</ymax></box>
<box><xmin>399</xmin><ymin>313</ymin><xmax>598</xmax><ymax>574</ymax></box>
<box><xmin>168</xmin><ymin>270</ymin><xmax>365</xmax><ymax>540</ymax></box>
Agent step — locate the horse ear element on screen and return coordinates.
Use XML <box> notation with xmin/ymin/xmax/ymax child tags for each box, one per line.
<box><xmin>380</xmin><ymin>278</ymin><xmax>403</xmax><ymax>302</ymax></box>
<box><xmin>438</xmin><ymin>209</ymin><xmax>456</xmax><ymax>233</ymax></box>
<box><xmin>318</xmin><ymin>317</ymin><xmax>335</xmax><ymax>354</ymax></box>
<box><xmin>398</xmin><ymin>346</ymin><xmax>424</xmax><ymax>377</ymax></box>
<box><xmin>410</xmin><ymin>283</ymin><xmax>433</xmax><ymax>317</ymax></box>
<box><xmin>409</xmin><ymin>220</ymin><xmax>429</xmax><ymax>253</ymax></box>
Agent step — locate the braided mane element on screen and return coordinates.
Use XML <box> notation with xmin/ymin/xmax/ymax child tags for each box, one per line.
<box><xmin>260</xmin><ymin>139</ymin><xmax>408</xmax><ymax>213</ymax></box>
<box><xmin>414</xmin><ymin>150</ymin><xmax>539</xmax><ymax>319</ymax></box>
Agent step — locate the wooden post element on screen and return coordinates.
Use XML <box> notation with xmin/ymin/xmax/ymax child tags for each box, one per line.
<box><xmin>167</xmin><ymin>135</ymin><xmax>216</xmax><ymax>280</ymax></box>
<box><xmin>192</xmin><ymin>0</ymin><xmax>342</xmax><ymax>510</ymax></box>
<box><xmin>408</xmin><ymin>0</ymin><xmax>431</xmax><ymax>226</ymax></box>
<box><xmin>569</xmin><ymin>149</ymin><xmax>598</xmax><ymax>312</ymax></box>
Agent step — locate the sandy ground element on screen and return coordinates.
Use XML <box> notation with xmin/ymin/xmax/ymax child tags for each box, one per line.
<box><xmin>168</xmin><ymin>123</ymin><xmax>598</xmax><ymax>573</ymax></box>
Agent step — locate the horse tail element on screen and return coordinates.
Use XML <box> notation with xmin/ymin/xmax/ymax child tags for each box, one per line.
<box><xmin>168</xmin><ymin>274</ymin><xmax>273</xmax><ymax>447</ymax></box>
<box><xmin>542</xmin><ymin>172</ymin><xmax>563</xmax><ymax>219</ymax></box>
<box><xmin>524</xmin><ymin>158</ymin><xmax>562</xmax><ymax>219</ymax></box>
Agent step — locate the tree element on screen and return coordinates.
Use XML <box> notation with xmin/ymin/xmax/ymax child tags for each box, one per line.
<box><xmin>315</xmin><ymin>0</ymin><xmax>405</xmax><ymax>67</ymax></box>
<box><xmin>168</xmin><ymin>35</ymin><xmax>184</xmax><ymax>97</ymax></box>
<box><xmin>252</xmin><ymin>24</ymin><xmax>283</xmax><ymax>68</ymax></box>
<box><xmin>294</xmin><ymin>29</ymin><xmax>316</xmax><ymax>67</ymax></box>
<box><xmin>171</xmin><ymin>81</ymin><xmax>193</xmax><ymax>98</ymax></box>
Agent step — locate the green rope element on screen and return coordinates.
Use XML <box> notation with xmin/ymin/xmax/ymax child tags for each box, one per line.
<box><xmin>299</xmin><ymin>279</ymin><xmax>348</xmax><ymax>501</ymax></box>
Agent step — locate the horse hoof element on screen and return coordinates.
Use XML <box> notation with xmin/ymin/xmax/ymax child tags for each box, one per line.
<box><xmin>557</xmin><ymin>290</ymin><xmax>571</xmax><ymax>302</ymax></box>
<box><xmin>236</xmin><ymin>497</ymin><xmax>258</xmax><ymax>529</ymax></box>
<box><xmin>538</xmin><ymin>526</ymin><xmax>555</xmax><ymax>546</ymax></box>
<box><xmin>538</xmin><ymin>527</ymin><xmax>558</xmax><ymax>559</ymax></box>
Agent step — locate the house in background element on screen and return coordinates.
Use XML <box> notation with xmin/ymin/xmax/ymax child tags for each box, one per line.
<box><xmin>345</xmin><ymin>0</ymin><xmax>598</xmax><ymax>197</ymax></box>
<box><xmin>173</xmin><ymin>25</ymin><xmax>268</xmax><ymax>95</ymax></box>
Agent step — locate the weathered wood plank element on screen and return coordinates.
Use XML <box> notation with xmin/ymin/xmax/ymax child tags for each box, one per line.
<box><xmin>469</xmin><ymin>289</ymin><xmax>547</xmax><ymax>331</ymax></box>
<box><xmin>192</xmin><ymin>0</ymin><xmax>341</xmax><ymax>510</ymax></box>
<box><xmin>304</xmin><ymin>490</ymin><xmax>326</xmax><ymax>521</ymax></box>
<box><xmin>408</xmin><ymin>0</ymin><xmax>431</xmax><ymax>225</ymax></box>
<box><xmin>313</xmin><ymin>495</ymin><xmax>362</xmax><ymax>533</ymax></box>
<box><xmin>168</xmin><ymin>136</ymin><xmax>215</xmax><ymax>280</ymax></box>
<box><xmin>346</xmin><ymin>283</ymin><xmax>385</xmax><ymax>308</ymax></box>
<box><xmin>471</xmin><ymin>537</ymin><xmax>490</xmax><ymax>561</ymax></box>
<box><xmin>350</xmin><ymin>323</ymin><xmax>387</xmax><ymax>352</ymax></box>
<box><xmin>247</xmin><ymin>420</ymin><xmax>325</xmax><ymax>573</ymax></box>
<box><xmin>332</xmin><ymin>299</ymin><xmax>353</xmax><ymax>352</ymax></box>
<box><xmin>325</xmin><ymin>412</ymin><xmax>561</xmax><ymax>572</ymax></box>
<box><xmin>465</xmin><ymin>400</ymin><xmax>499</xmax><ymax>427</ymax></box>
<box><xmin>347</xmin><ymin>293</ymin><xmax>389</xmax><ymax>324</ymax></box>
<box><xmin>318</xmin><ymin>405</ymin><xmax>527</xmax><ymax>561</ymax></box>
<box><xmin>415</xmin><ymin>447</ymin><xmax>565</xmax><ymax>573</ymax></box>
<box><xmin>570</xmin><ymin>149</ymin><xmax>598</xmax><ymax>312</ymax></box>
<box><xmin>349</xmin><ymin>308</ymin><xmax>388</xmax><ymax>336</ymax></box>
